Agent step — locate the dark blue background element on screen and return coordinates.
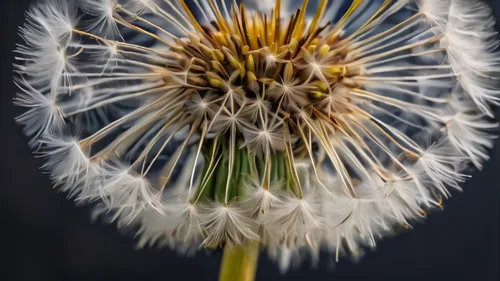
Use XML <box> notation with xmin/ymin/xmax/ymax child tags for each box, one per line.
<box><xmin>0</xmin><ymin>1</ymin><xmax>498</xmax><ymax>281</ymax></box>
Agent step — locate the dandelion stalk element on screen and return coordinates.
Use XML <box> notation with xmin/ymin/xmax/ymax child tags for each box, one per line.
<box><xmin>219</xmin><ymin>241</ymin><xmax>260</xmax><ymax>281</ymax></box>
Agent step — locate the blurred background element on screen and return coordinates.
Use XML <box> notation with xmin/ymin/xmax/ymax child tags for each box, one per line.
<box><xmin>0</xmin><ymin>1</ymin><xmax>498</xmax><ymax>280</ymax></box>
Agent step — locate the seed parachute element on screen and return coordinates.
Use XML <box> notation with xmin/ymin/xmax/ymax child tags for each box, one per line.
<box><xmin>14</xmin><ymin>0</ymin><xmax>499</xmax><ymax>274</ymax></box>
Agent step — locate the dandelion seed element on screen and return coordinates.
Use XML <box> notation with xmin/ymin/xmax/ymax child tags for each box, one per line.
<box><xmin>14</xmin><ymin>0</ymin><xmax>499</xmax><ymax>278</ymax></box>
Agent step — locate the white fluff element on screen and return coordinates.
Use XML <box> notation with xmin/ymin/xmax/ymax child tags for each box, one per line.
<box><xmin>79</xmin><ymin>0</ymin><xmax>122</xmax><ymax>39</ymax></box>
<box><xmin>19</xmin><ymin>0</ymin><xmax>75</xmax><ymax>45</ymax></box>
<box><xmin>98</xmin><ymin>162</ymin><xmax>163</xmax><ymax>223</ymax></box>
<box><xmin>15</xmin><ymin>0</ymin><xmax>78</xmax><ymax>90</ymax></box>
<box><xmin>123</xmin><ymin>154</ymin><xmax>202</xmax><ymax>252</ymax></box>
<box><xmin>321</xmin><ymin>173</ymin><xmax>430</xmax><ymax>259</ymax></box>
<box><xmin>12</xmin><ymin>0</ymin><xmax>500</xmax><ymax>272</ymax></box>
<box><xmin>199</xmin><ymin>202</ymin><xmax>259</xmax><ymax>247</ymax></box>
<box><xmin>412</xmin><ymin>138</ymin><xmax>468</xmax><ymax>198</ymax></box>
<box><xmin>416</xmin><ymin>0</ymin><xmax>450</xmax><ymax>28</ymax></box>
<box><xmin>242</xmin><ymin>118</ymin><xmax>285</xmax><ymax>154</ymax></box>
<box><xmin>239</xmin><ymin>178</ymin><xmax>284</xmax><ymax>219</ymax></box>
<box><xmin>185</xmin><ymin>92</ymin><xmax>218</xmax><ymax>120</ymax></box>
<box><xmin>37</xmin><ymin>135</ymin><xmax>104</xmax><ymax>202</ymax></box>
<box><xmin>134</xmin><ymin>206</ymin><xmax>173</xmax><ymax>248</ymax></box>
<box><xmin>324</xmin><ymin>188</ymin><xmax>384</xmax><ymax>250</ymax></box>
<box><xmin>266</xmin><ymin>188</ymin><xmax>324</xmax><ymax>251</ymax></box>
<box><xmin>445</xmin><ymin>0</ymin><xmax>500</xmax><ymax>116</ymax></box>
<box><xmin>135</xmin><ymin>203</ymin><xmax>201</xmax><ymax>253</ymax></box>
<box><xmin>13</xmin><ymin>78</ymin><xmax>65</xmax><ymax>146</ymax></box>
<box><xmin>267</xmin><ymin>246</ymin><xmax>305</xmax><ymax>273</ymax></box>
<box><xmin>444</xmin><ymin>94</ymin><xmax>498</xmax><ymax>169</ymax></box>
<box><xmin>121</xmin><ymin>0</ymin><xmax>157</xmax><ymax>14</ymax></box>
<box><xmin>378</xmin><ymin>179</ymin><xmax>428</xmax><ymax>226</ymax></box>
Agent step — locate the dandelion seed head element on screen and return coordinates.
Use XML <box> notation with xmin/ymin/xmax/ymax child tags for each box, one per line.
<box><xmin>13</xmin><ymin>0</ymin><xmax>500</xmax><ymax>271</ymax></box>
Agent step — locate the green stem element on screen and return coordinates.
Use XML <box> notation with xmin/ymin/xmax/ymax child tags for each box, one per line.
<box><xmin>219</xmin><ymin>242</ymin><xmax>260</xmax><ymax>281</ymax></box>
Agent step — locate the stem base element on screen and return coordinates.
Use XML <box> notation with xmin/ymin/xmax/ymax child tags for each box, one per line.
<box><xmin>219</xmin><ymin>241</ymin><xmax>260</xmax><ymax>281</ymax></box>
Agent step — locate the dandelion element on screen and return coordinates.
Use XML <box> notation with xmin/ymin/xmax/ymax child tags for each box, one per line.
<box><xmin>14</xmin><ymin>0</ymin><xmax>499</xmax><ymax>280</ymax></box>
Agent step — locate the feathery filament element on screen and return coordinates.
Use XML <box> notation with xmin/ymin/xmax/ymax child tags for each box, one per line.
<box><xmin>14</xmin><ymin>0</ymin><xmax>499</xmax><ymax>271</ymax></box>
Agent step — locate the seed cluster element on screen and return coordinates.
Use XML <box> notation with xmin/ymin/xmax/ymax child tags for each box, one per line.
<box><xmin>13</xmin><ymin>0</ymin><xmax>500</xmax><ymax>270</ymax></box>
<box><xmin>162</xmin><ymin>0</ymin><xmax>365</xmax><ymax>203</ymax></box>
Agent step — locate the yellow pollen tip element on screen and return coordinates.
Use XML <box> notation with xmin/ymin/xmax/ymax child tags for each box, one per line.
<box><xmin>309</xmin><ymin>91</ymin><xmax>329</xmax><ymax>100</ymax></box>
<box><xmin>319</xmin><ymin>44</ymin><xmax>331</xmax><ymax>57</ymax></box>
<box><xmin>209</xmin><ymin>78</ymin><xmax>225</xmax><ymax>89</ymax></box>
<box><xmin>246</xmin><ymin>55</ymin><xmax>255</xmax><ymax>73</ymax></box>
<box><xmin>214</xmin><ymin>32</ymin><xmax>228</xmax><ymax>46</ymax></box>
<box><xmin>284</xmin><ymin>62</ymin><xmax>294</xmax><ymax>82</ymax></box>
<box><xmin>312</xmin><ymin>81</ymin><xmax>329</xmax><ymax>92</ymax></box>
